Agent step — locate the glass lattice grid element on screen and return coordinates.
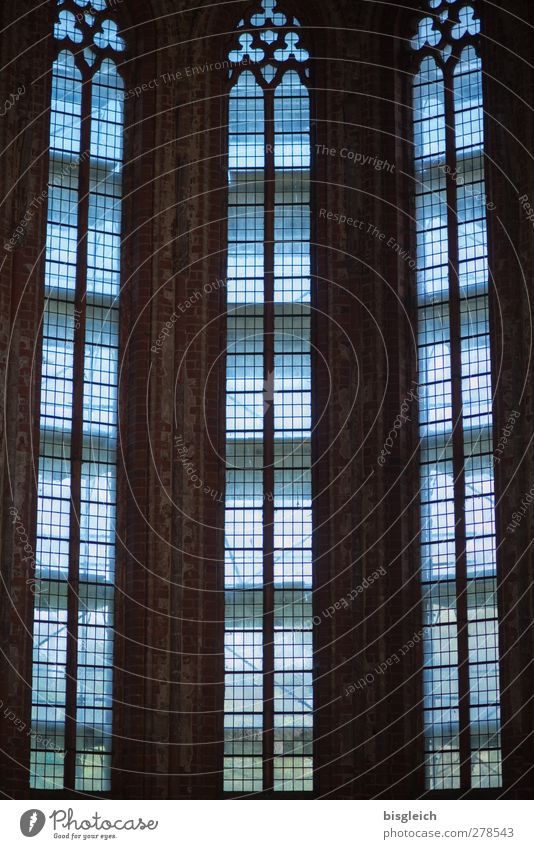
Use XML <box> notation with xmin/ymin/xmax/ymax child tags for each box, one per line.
<box><xmin>224</xmin><ymin>18</ymin><xmax>313</xmax><ymax>792</ymax></box>
<box><xmin>414</xmin><ymin>3</ymin><xmax>501</xmax><ymax>792</ymax></box>
<box><xmin>32</xmin><ymin>46</ymin><xmax>81</xmax><ymax>790</ymax></box>
<box><xmin>455</xmin><ymin>44</ymin><xmax>501</xmax><ymax>789</ymax></box>
<box><xmin>76</xmin><ymin>54</ymin><xmax>122</xmax><ymax>793</ymax></box>
<box><xmin>272</xmin><ymin>70</ymin><xmax>312</xmax><ymax>793</ymax></box>
<box><xmin>224</xmin><ymin>70</ymin><xmax>265</xmax><ymax>793</ymax></box>
<box><xmin>32</xmin><ymin>1</ymin><xmax>124</xmax><ymax>792</ymax></box>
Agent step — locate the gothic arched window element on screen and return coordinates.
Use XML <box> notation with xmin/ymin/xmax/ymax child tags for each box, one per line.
<box><xmin>224</xmin><ymin>0</ymin><xmax>313</xmax><ymax>793</ymax></box>
<box><xmin>412</xmin><ymin>0</ymin><xmax>501</xmax><ymax>790</ymax></box>
<box><xmin>31</xmin><ymin>0</ymin><xmax>125</xmax><ymax>791</ymax></box>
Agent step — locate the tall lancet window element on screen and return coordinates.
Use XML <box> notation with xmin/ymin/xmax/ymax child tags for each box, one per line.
<box><xmin>412</xmin><ymin>1</ymin><xmax>501</xmax><ymax>790</ymax></box>
<box><xmin>31</xmin><ymin>0</ymin><xmax>124</xmax><ymax>791</ymax></box>
<box><xmin>224</xmin><ymin>0</ymin><xmax>313</xmax><ymax>793</ymax></box>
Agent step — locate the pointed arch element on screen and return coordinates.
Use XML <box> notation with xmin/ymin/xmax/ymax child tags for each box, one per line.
<box><xmin>224</xmin><ymin>0</ymin><xmax>314</xmax><ymax>794</ymax></box>
<box><xmin>31</xmin><ymin>0</ymin><xmax>125</xmax><ymax>792</ymax></box>
<box><xmin>412</xmin><ymin>0</ymin><xmax>501</xmax><ymax>792</ymax></box>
